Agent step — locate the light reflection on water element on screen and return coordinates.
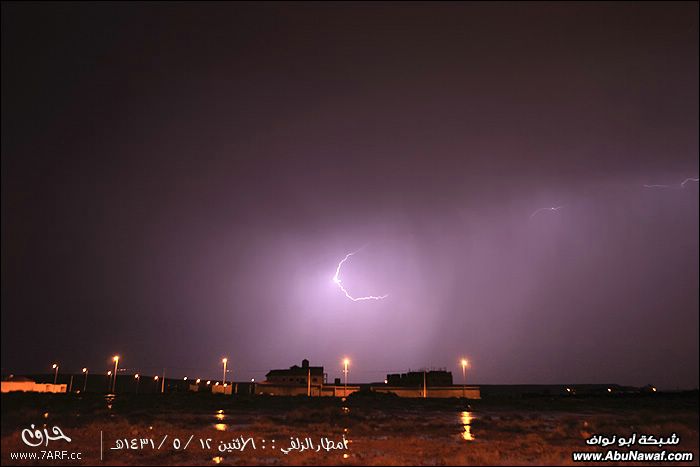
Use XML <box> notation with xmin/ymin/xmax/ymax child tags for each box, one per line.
<box><xmin>214</xmin><ymin>410</ymin><xmax>227</xmax><ymax>431</ymax></box>
<box><xmin>212</xmin><ymin>456</ymin><xmax>224</xmax><ymax>464</ymax></box>
<box><xmin>460</xmin><ymin>411</ymin><xmax>475</xmax><ymax>441</ymax></box>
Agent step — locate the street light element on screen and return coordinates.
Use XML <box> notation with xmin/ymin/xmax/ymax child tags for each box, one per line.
<box><xmin>343</xmin><ymin>358</ymin><xmax>350</xmax><ymax>397</ymax></box>
<box><xmin>82</xmin><ymin>368</ymin><xmax>89</xmax><ymax>392</ymax></box>
<box><xmin>111</xmin><ymin>356</ymin><xmax>120</xmax><ymax>393</ymax></box>
<box><xmin>460</xmin><ymin>359</ymin><xmax>469</xmax><ymax>399</ymax></box>
<box><xmin>222</xmin><ymin>358</ymin><xmax>228</xmax><ymax>386</ymax></box>
<box><xmin>134</xmin><ymin>374</ymin><xmax>140</xmax><ymax>394</ymax></box>
<box><xmin>52</xmin><ymin>363</ymin><xmax>59</xmax><ymax>384</ymax></box>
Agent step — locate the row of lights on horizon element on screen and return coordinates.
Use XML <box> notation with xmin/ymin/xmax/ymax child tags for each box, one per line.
<box><xmin>49</xmin><ymin>356</ymin><xmax>472</xmax><ymax>392</ymax></box>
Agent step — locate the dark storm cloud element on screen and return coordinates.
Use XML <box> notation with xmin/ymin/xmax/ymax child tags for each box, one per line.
<box><xmin>2</xmin><ymin>2</ymin><xmax>697</xmax><ymax>388</ymax></box>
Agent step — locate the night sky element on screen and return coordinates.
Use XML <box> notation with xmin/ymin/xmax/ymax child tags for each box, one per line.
<box><xmin>2</xmin><ymin>2</ymin><xmax>698</xmax><ymax>389</ymax></box>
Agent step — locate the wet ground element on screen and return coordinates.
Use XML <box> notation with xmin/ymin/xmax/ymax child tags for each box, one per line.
<box><xmin>2</xmin><ymin>391</ymin><xmax>698</xmax><ymax>465</ymax></box>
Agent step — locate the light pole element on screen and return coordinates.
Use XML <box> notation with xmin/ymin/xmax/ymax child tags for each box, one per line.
<box><xmin>461</xmin><ymin>359</ymin><xmax>469</xmax><ymax>399</ymax></box>
<box><xmin>112</xmin><ymin>356</ymin><xmax>119</xmax><ymax>393</ymax></box>
<box><xmin>343</xmin><ymin>358</ymin><xmax>350</xmax><ymax>397</ymax></box>
<box><xmin>52</xmin><ymin>363</ymin><xmax>59</xmax><ymax>384</ymax></box>
<box><xmin>222</xmin><ymin>358</ymin><xmax>228</xmax><ymax>386</ymax></box>
<box><xmin>134</xmin><ymin>374</ymin><xmax>140</xmax><ymax>394</ymax></box>
<box><xmin>107</xmin><ymin>371</ymin><xmax>112</xmax><ymax>391</ymax></box>
<box><xmin>154</xmin><ymin>375</ymin><xmax>159</xmax><ymax>392</ymax></box>
<box><xmin>82</xmin><ymin>368</ymin><xmax>89</xmax><ymax>392</ymax></box>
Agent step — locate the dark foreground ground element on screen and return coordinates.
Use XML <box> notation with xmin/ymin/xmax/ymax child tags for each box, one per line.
<box><xmin>2</xmin><ymin>391</ymin><xmax>698</xmax><ymax>465</ymax></box>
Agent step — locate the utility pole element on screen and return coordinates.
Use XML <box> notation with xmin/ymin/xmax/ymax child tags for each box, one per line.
<box><xmin>112</xmin><ymin>356</ymin><xmax>119</xmax><ymax>393</ymax></box>
<box><xmin>307</xmin><ymin>367</ymin><xmax>311</xmax><ymax>396</ymax></box>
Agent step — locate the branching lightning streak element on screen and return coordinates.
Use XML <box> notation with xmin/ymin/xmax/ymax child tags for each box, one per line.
<box><xmin>333</xmin><ymin>250</ymin><xmax>388</xmax><ymax>301</ymax></box>
<box><xmin>529</xmin><ymin>206</ymin><xmax>564</xmax><ymax>219</ymax></box>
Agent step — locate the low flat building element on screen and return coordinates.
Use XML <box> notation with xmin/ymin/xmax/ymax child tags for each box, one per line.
<box><xmin>211</xmin><ymin>384</ymin><xmax>233</xmax><ymax>395</ymax></box>
<box><xmin>372</xmin><ymin>385</ymin><xmax>481</xmax><ymax>399</ymax></box>
<box><xmin>387</xmin><ymin>370</ymin><xmax>453</xmax><ymax>387</ymax></box>
<box><xmin>1</xmin><ymin>376</ymin><xmax>66</xmax><ymax>393</ymax></box>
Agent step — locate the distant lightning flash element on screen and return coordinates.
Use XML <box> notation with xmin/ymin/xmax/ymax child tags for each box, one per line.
<box><xmin>680</xmin><ymin>177</ymin><xmax>699</xmax><ymax>188</ymax></box>
<box><xmin>529</xmin><ymin>206</ymin><xmax>564</xmax><ymax>220</ymax></box>
<box><xmin>333</xmin><ymin>250</ymin><xmax>388</xmax><ymax>301</ymax></box>
<box><xmin>643</xmin><ymin>177</ymin><xmax>699</xmax><ymax>189</ymax></box>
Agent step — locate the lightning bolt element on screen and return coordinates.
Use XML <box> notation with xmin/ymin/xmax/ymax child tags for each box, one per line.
<box><xmin>680</xmin><ymin>177</ymin><xmax>699</xmax><ymax>188</ymax></box>
<box><xmin>333</xmin><ymin>250</ymin><xmax>388</xmax><ymax>301</ymax></box>
<box><xmin>643</xmin><ymin>178</ymin><xmax>698</xmax><ymax>189</ymax></box>
<box><xmin>529</xmin><ymin>206</ymin><xmax>564</xmax><ymax>220</ymax></box>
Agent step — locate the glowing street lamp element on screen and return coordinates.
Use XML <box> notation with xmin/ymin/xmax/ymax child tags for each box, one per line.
<box><xmin>52</xmin><ymin>363</ymin><xmax>59</xmax><ymax>384</ymax></box>
<box><xmin>222</xmin><ymin>358</ymin><xmax>228</xmax><ymax>386</ymax></box>
<box><xmin>460</xmin><ymin>359</ymin><xmax>469</xmax><ymax>399</ymax></box>
<box><xmin>111</xmin><ymin>356</ymin><xmax>120</xmax><ymax>393</ymax></box>
<box><xmin>82</xmin><ymin>368</ymin><xmax>89</xmax><ymax>392</ymax></box>
<box><xmin>134</xmin><ymin>374</ymin><xmax>140</xmax><ymax>394</ymax></box>
<box><xmin>196</xmin><ymin>378</ymin><xmax>201</xmax><ymax>384</ymax></box>
<box><xmin>343</xmin><ymin>358</ymin><xmax>350</xmax><ymax>397</ymax></box>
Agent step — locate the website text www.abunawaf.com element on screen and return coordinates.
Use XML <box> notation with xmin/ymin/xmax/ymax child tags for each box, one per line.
<box><xmin>572</xmin><ymin>450</ymin><xmax>694</xmax><ymax>462</ymax></box>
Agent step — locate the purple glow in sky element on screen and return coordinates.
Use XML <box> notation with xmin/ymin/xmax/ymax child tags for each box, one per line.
<box><xmin>1</xmin><ymin>2</ymin><xmax>698</xmax><ymax>389</ymax></box>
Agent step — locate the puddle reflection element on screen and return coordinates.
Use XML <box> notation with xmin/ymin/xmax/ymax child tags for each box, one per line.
<box><xmin>214</xmin><ymin>410</ymin><xmax>227</xmax><ymax>431</ymax></box>
<box><xmin>460</xmin><ymin>411</ymin><xmax>475</xmax><ymax>441</ymax></box>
